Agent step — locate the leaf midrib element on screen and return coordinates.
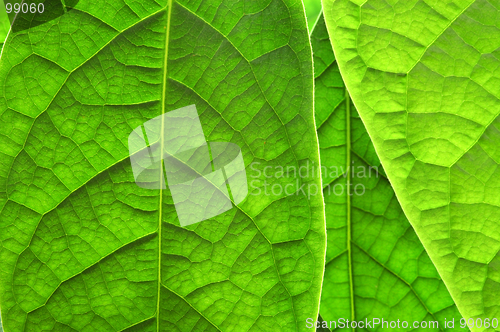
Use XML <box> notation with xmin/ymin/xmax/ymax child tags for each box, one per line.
<box><xmin>345</xmin><ymin>87</ymin><xmax>356</xmax><ymax>331</ymax></box>
<box><xmin>154</xmin><ymin>4</ymin><xmax>225</xmax><ymax>331</ymax></box>
<box><xmin>157</xmin><ymin>0</ymin><xmax>173</xmax><ymax>330</ymax></box>
<box><xmin>155</xmin><ymin>3</ymin><xmax>309</xmax><ymax>330</ymax></box>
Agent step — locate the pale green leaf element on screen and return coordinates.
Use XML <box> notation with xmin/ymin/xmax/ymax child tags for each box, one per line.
<box><xmin>0</xmin><ymin>0</ymin><xmax>325</xmax><ymax>331</ymax></box>
<box><xmin>322</xmin><ymin>0</ymin><xmax>500</xmax><ymax>330</ymax></box>
<box><xmin>311</xmin><ymin>12</ymin><xmax>467</xmax><ymax>331</ymax></box>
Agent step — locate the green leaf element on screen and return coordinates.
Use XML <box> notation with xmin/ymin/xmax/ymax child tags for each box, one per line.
<box><xmin>311</xmin><ymin>13</ymin><xmax>467</xmax><ymax>331</ymax></box>
<box><xmin>303</xmin><ymin>0</ymin><xmax>322</xmax><ymax>30</ymax></box>
<box><xmin>0</xmin><ymin>1</ymin><xmax>9</xmax><ymax>51</ymax></box>
<box><xmin>322</xmin><ymin>0</ymin><xmax>500</xmax><ymax>330</ymax></box>
<box><xmin>0</xmin><ymin>0</ymin><xmax>325</xmax><ymax>331</ymax></box>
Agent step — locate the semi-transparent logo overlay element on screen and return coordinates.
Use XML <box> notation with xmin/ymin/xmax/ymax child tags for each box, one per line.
<box><xmin>128</xmin><ymin>105</ymin><xmax>248</xmax><ymax>227</ymax></box>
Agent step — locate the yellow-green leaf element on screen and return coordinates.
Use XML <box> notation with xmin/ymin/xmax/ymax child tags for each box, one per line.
<box><xmin>322</xmin><ymin>0</ymin><xmax>500</xmax><ymax>330</ymax></box>
<box><xmin>311</xmin><ymin>12</ymin><xmax>468</xmax><ymax>331</ymax></box>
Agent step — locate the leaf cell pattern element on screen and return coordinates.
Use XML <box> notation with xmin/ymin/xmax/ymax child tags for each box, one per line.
<box><xmin>312</xmin><ymin>13</ymin><xmax>467</xmax><ymax>332</ymax></box>
<box><xmin>0</xmin><ymin>0</ymin><xmax>325</xmax><ymax>331</ymax></box>
<box><xmin>322</xmin><ymin>0</ymin><xmax>500</xmax><ymax>330</ymax></box>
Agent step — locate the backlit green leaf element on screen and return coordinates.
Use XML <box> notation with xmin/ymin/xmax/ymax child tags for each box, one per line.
<box><xmin>311</xmin><ymin>13</ymin><xmax>467</xmax><ymax>331</ymax></box>
<box><xmin>322</xmin><ymin>0</ymin><xmax>500</xmax><ymax>330</ymax></box>
<box><xmin>0</xmin><ymin>2</ymin><xmax>9</xmax><ymax>52</ymax></box>
<box><xmin>0</xmin><ymin>0</ymin><xmax>325</xmax><ymax>331</ymax></box>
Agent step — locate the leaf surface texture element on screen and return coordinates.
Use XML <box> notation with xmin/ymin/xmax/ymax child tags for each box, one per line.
<box><xmin>0</xmin><ymin>2</ymin><xmax>9</xmax><ymax>52</ymax></box>
<box><xmin>311</xmin><ymin>13</ymin><xmax>467</xmax><ymax>331</ymax></box>
<box><xmin>0</xmin><ymin>0</ymin><xmax>325</xmax><ymax>331</ymax></box>
<box><xmin>322</xmin><ymin>0</ymin><xmax>500</xmax><ymax>329</ymax></box>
